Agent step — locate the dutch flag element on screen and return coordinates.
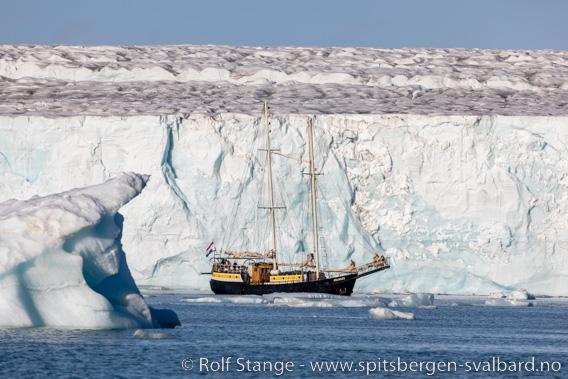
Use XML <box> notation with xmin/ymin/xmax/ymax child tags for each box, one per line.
<box><xmin>205</xmin><ymin>241</ymin><xmax>215</xmax><ymax>257</ymax></box>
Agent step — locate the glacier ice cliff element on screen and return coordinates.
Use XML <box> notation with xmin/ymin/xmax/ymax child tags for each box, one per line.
<box><xmin>1</xmin><ymin>44</ymin><xmax>568</xmax><ymax>295</ymax></box>
<box><xmin>0</xmin><ymin>172</ymin><xmax>180</xmax><ymax>328</ymax></box>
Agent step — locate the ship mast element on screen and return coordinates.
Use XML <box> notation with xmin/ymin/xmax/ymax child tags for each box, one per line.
<box><xmin>264</xmin><ymin>101</ymin><xmax>278</xmax><ymax>270</ymax></box>
<box><xmin>307</xmin><ymin>117</ymin><xmax>320</xmax><ymax>278</ymax></box>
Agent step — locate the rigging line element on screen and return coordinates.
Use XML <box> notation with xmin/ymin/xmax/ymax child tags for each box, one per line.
<box><xmin>220</xmin><ymin>166</ymin><xmax>240</xmax><ymax>249</ymax></box>
<box><xmin>275</xmin><ymin>119</ymin><xmax>312</xmax><ymax>261</ymax></box>
<box><xmin>303</xmin><ymin>178</ymin><xmax>313</xmax><ymax>257</ymax></box>
<box><xmin>230</xmin><ymin>156</ymin><xmax>254</xmax><ymax>246</ymax></box>
<box><xmin>314</xmin><ymin>155</ymin><xmax>376</xmax><ymax>252</ymax></box>
<box><xmin>285</xmin><ymin>201</ymin><xmax>304</xmax><ymax>264</ymax></box>
<box><xmin>317</xmin><ymin>179</ymin><xmax>377</xmax><ymax>254</ymax></box>
<box><xmin>273</xmin><ymin>126</ymin><xmax>306</xmax><ymax>264</ymax></box>
<box><xmin>254</xmin><ymin>186</ymin><xmax>259</xmax><ymax>252</ymax></box>
<box><xmin>222</xmin><ymin>118</ymin><xmax>261</xmax><ymax>251</ymax></box>
<box><xmin>292</xmin><ymin>174</ymin><xmax>308</xmax><ymax>257</ymax></box>
<box><xmin>309</xmin><ymin>121</ymin><xmax>379</xmax><ymax>255</ymax></box>
<box><xmin>314</xmin><ymin>181</ymin><xmax>336</xmax><ymax>242</ymax></box>
<box><xmin>223</xmin><ymin>151</ymin><xmax>254</xmax><ymax>251</ymax></box>
<box><xmin>258</xmin><ymin>159</ymin><xmax>267</xmax><ymax>254</ymax></box>
<box><xmin>313</xmin><ymin>122</ymin><xmax>331</xmax><ymax>174</ymax></box>
<box><xmin>279</xmin><ymin>202</ymin><xmax>295</xmax><ymax>261</ymax></box>
<box><xmin>260</xmin><ymin>204</ymin><xmax>270</xmax><ymax>254</ymax></box>
<box><xmin>256</xmin><ymin>147</ymin><xmax>267</xmax><ymax>238</ymax></box>
<box><xmin>276</xmin><ymin>217</ymin><xmax>285</xmax><ymax>265</ymax></box>
<box><xmin>272</xmin><ymin>164</ymin><xmax>301</xmax><ymax>265</ymax></box>
<box><xmin>276</xmin><ymin>166</ymin><xmax>304</xmax><ymax>255</ymax></box>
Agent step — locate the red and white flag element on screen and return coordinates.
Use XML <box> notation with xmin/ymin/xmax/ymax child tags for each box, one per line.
<box><xmin>205</xmin><ymin>241</ymin><xmax>215</xmax><ymax>257</ymax></box>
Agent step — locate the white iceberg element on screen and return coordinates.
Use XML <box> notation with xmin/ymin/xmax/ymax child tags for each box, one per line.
<box><xmin>388</xmin><ymin>293</ymin><xmax>435</xmax><ymax>308</ymax></box>
<box><xmin>418</xmin><ymin>305</ymin><xmax>437</xmax><ymax>309</ymax></box>
<box><xmin>485</xmin><ymin>298</ymin><xmax>537</xmax><ymax>307</ymax></box>
<box><xmin>369</xmin><ymin>308</ymin><xmax>415</xmax><ymax>320</ymax></box>
<box><xmin>181</xmin><ymin>295</ymin><xmax>268</xmax><ymax>304</ymax></box>
<box><xmin>269</xmin><ymin>293</ymin><xmax>389</xmax><ymax>308</ymax></box>
<box><xmin>0</xmin><ymin>173</ymin><xmax>180</xmax><ymax>328</ymax></box>
<box><xmin>509</xmin><ymin>288</ymin><xmax>536</xmax><ymax>300</ymax></box>
<box><xmin>485</xmin><ymin>288</ymin><xmax>536</xmax><ymax>305</ymax></box>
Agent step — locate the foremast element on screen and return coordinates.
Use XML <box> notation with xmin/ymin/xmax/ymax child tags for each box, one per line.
<box><xmin>264</xmin><ymin>101</ymin><xmax>278</xmax><ymax>270</ymax></box>
<box><xmin>307</xmin><ymin>117</ymin><xmax>321</xmax><ymax>279</ymax></box>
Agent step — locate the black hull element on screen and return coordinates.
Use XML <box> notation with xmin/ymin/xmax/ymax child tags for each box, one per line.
<box><xmin>210</xmin><ymin>266</ymin><xmax>390</xmax><ymax>296</ymax></box>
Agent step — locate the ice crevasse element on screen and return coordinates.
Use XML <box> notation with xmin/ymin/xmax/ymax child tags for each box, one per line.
<box><xmin>0</xmin><ymin>172</ymin><xmax>180</xmax><ymax>328</ymax></box>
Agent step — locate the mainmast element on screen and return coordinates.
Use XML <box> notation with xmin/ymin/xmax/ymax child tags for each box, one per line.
<box><xmin>264</xmin><ymin>101</ymin><xmax>278</xmax><ymax>270</ymax></box>
<box><xmin>307</xmin><ymin>117</ymin><xmax>320</xmax><ymax>278</ymax></box>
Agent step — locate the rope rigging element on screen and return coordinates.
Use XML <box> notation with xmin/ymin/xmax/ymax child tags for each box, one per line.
<box><xmin>221</xmin><ymin>114</ymin><xmax>382</xmax><ymax>265</ymax></box>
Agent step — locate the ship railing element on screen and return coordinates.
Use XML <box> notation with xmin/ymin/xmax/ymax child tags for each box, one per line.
<box><xmin>320</xmin><ymin>270</ymin><xmax>356</xmax><ymax>279</ymax></box>
<box><xmin>211</xmin><ymin>264</ymin><xmax>248</xmax><ymax>275</ymax></box>
<box><xmin>355</xmin><ymin>259</ymin><xmax>391</xmax><ymax>277</ymax></box>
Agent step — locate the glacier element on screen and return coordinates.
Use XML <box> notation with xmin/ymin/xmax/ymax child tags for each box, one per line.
<box><xmin>0</xmin><ymin>172</ymin><xmax>180</xmax><ymax>328</ymax></box>
<box><xmin>1</xmin><ymin>44</ymin><xmax>568</xmax><ymax>296</ymax></box>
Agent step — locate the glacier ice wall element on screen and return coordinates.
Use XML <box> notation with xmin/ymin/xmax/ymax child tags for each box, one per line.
<box><xmin>1</xmin><ymin>113</ymin><xmax>567</xmax><ymax>295</ymax></box>
<box><xmin>0</xmin><ymin>172</ymin><xmax>179</xmax><ymax>328</ymax></box>
<box><xmin>1</xmin><ymin>44</ymin><xmax>568</xmax><ymax>295</ymax></box>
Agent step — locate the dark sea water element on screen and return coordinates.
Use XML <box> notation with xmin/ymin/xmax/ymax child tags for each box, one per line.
<box><xmin>1</xmin><ymin>292</ymin><xmax>567</xmax><ymax>378</ymax></box>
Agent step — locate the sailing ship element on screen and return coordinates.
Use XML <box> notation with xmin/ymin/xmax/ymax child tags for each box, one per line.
<box><xmin>208</xmin><ymin>102</ymin><xmax>390</xmax><ymax>296</ymax></box>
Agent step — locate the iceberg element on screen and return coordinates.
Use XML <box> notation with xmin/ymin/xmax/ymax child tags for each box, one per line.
<box><xmin>181</xmin><ymin>296</ymin><xmax>269</xmax><ymax>304</ymax></box>
<box><xmin>485</xmin><ymin>298</ymin><xmax>537</xmax><ymax>307</ymax></box>
<box><xmin>0</xmin><ymin>172</ymin><xmax>180</xmax><ymax>328</ymax></box>
<box><xmin>369</xmin><ymin>308</ymin><xmax>415</xmax><ymax>320</ymax></box>
<box><xmin>1</xmin><ymin>45</ymin><xmax>568</xmax><ymax>296</ymax></box>
<box><xmin>509</xmin><ymin>288</ymin><xmax>535</xmax><ymax>300</ymax></box>
<box><xmin>388</xmin><ymin>293</ymin><xmax>435</xmax><ymax>308</ymax></box>
<box><xmin>484</xmin><ymin>288</ymin><xmax>537</xmax><ymax>306</ymax></box>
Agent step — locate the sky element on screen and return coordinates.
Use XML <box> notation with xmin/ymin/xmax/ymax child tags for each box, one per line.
<box><xmin>1</xmin><ymin>0</ymin><xmax>567</xmax><ymax>50</ymax></box>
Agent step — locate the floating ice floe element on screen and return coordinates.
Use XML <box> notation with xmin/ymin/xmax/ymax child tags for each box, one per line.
<box><xmin>270</xmin><ymin>294</ymin><xmax>388</xmax><ymax>308</ymax></box>
<box><xmin>279</xmin><ymin>300</ymin><xmax>336</xmax><ymax>308</ymax></box>
<box><xmin>181</xmin><ymin>296</ymin><xmax>269</xmax><ymax>304</ymax></box>
<box><xmin>369</xmin><ymin>308</ymin><xmax>415</xmax><ymax>320</ymax></box>
<box><xmin>418</xmin><ymin>305</ymin><xmax>437</xmax><ymax>309</ymax></box>
<box><xmin>132</xmin><ymin>329</ymin><xmax>176</xmax><ymax>339</ymax></box>
<box><xmin>0</xmin><ymin>173</ymin><xmax>180</xmax><ymax>328</ymax></box>
<box><xmin>181</xmin><ymin>293</ymin><xmax>391</xmax><ymax>308</ymax></box>
<box><xmin>485</xmin><ymin>298</ymin><xmax>537</xmax><ymax>307</ymax></box>
<box><xmin>509</xmin><ymin>288</ymin><xmax>536</xmax><ymax>300</ymax></box>
<box><xmin>489</xmin><ymin>289</ymin><xmax>535</xmax><ymax>300</ymax></box>
<box><xmin>485</xmin><ymin>288</ymin><xmax>537</xmax><ymax>306</ymax></box>
<box><xmin>388</xmin><ymin>293</ymin><xmax>435</xmax><ymax>308</ymax></box>
<box><xmin>180</xmin><ymin>292</ymin><xmax>437</xmax><ymax>309</ymax></box>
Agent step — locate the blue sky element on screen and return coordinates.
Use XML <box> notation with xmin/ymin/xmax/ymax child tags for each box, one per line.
<box><xmin>1</xmin><ymin>0</ymin><xmax>567</xmax><ymax>50</ymax></box>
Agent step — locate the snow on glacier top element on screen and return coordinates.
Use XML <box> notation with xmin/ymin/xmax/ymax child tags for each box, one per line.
<box><xmin>0</xmin><ymin>44</ymin><xmax>567</xmax><ymax>117</ymax></box>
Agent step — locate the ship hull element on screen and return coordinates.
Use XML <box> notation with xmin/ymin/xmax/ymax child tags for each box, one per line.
<box><xmin>211</xmin><ymin>273</ymin><xmax>358</xmax><ymax>296</ymax></box>
<box><xmin>210</xmin><ymin>265</ymin><xmax>390</xmax><ymax>297</ymax></box>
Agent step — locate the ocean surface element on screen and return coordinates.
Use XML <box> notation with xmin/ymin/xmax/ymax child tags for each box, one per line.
<box><xmin>1</xmin><ymin>292</ymin><xmax>567</xmax><ymax>378</ymax></box>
